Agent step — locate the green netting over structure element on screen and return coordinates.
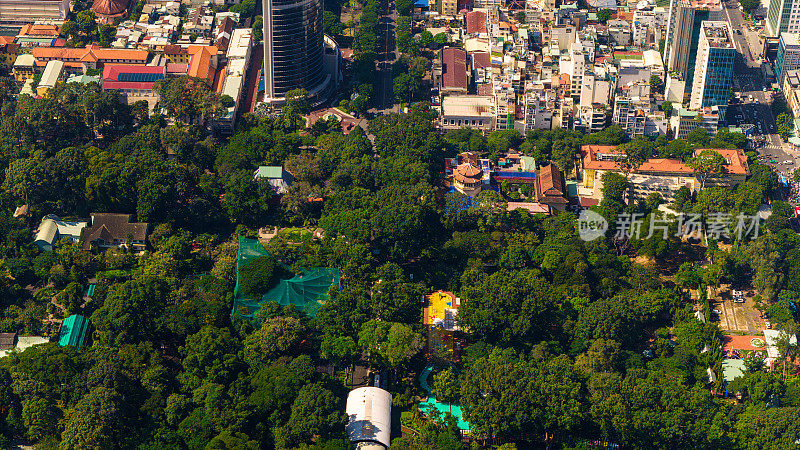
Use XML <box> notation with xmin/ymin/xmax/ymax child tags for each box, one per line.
<box><xmin>233</xmin><ymin>236</ymin><xmax>340</xmax><ymax>318</ymax></box>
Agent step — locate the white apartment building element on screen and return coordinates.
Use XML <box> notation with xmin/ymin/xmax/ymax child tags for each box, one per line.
<box><xmin>439</xmin><ymin>95</ymin><xmax>496</xmax><ymax>133</ymax></box>
<box><xmin>523</xmin><ymin>93</ymin><xmax>554</xmax><ymax>130</ymax></box>
<box><xmin>689</xmin><ymin>21</ymin><xmax>735</xmax><ymax>110</ymax></box>
<box><xmin>613</xmin><ymin>83</ymin><xmax>652</xmax><ymax>137</ymax></box>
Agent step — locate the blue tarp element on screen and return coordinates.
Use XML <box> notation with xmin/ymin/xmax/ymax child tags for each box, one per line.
<box><xmin>414</xmin><ymin>0</ymin><xmax>429</xmax><ymax>6</ymax></box>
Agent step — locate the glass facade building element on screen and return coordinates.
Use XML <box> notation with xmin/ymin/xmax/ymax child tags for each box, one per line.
<box><xmin>262</xmin><ymin>0</ymin><xmax>327</xmax><ymax>101</ymax></box>
<box><xmin>690</xmin><ymin>21</ymin><xmax>735</xmax><ymax>110</ymax></box>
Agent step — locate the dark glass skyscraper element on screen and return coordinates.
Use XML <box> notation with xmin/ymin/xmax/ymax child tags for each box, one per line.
<box><xmin>262</xmin><ymin>0</ymin><xmax>327</xmax><ymax>102</ymax></box>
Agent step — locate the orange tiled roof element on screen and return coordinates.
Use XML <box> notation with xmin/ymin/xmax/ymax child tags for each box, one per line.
<box><xmin>723</xmin><ymin>335</ymin><xmax>763</xmax><ymax>352</ymax></box>
<box><xmin>32</xmin><ymin>45</ymin><xmax>148</xmax><ymax>63</ymax></box>
<box><xmin>187</xmin><ymin>45</ymin><xmax>217</xmax><ymax>82</ymax></box>
<box><xmin>453</xmin><ymin>162</ymin><xmax>482</xmax><ymax>184</ymax></box>
<box><xmin>580</xmin><ymin>145</ymin><xmax>750</xmax><ymax>176</ymax></box>
<box><xmin>18</xmin><ymin>23</ymin><xmax>60</xmax><ymax>37</ymax></box>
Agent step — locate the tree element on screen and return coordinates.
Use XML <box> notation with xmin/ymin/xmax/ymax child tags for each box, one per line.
<box><xmin>76</xmin><ymin>10</ymin><xmax>97</xmax><ymax>37</ymax></box>
<box><xmin>153</xmin><ymin>76</ymin><xmax>219</xmax><ymax>123</ymax></box>
<box><xmin>222</xmin><ymin>169</ymin><xmax>274</xmax><ymax>226</ymax></box>
<box><xmin>382</xmin><ymin>322</ymin><xmax>424</xmax><ymax>368</ymax></box>
<box><xmin>650</xmin><ymin>75</ymin><xmax>663</xmax><ymax>94</ymax></box>
<box><xmin>244</xmin><ymin>316</ymin><xmax>307</xmax><ymax>367</ymax></box>
<box><xmin>238</xmin><ymin>255</ymin><xmax>278</xmax><ymax>297</ymax></box>
<box><xmin>394</xmin><ymin>72</ymin><xmax>420</xmax><ymax>103</ymax></box>
<box><xmin>432</xmin><ymin>367</ymin><xmax>460</xmax><ymax>403</ymax></box>
<box><xmin>61</xmin><ymin>387</ymin><xmax>131</xmax><ymax>450</ymax></box>
<box><xmin>61</xmin><ymin>20</ymin><xmax>78</xmax><ymax>40</ymax></box>
<box><xmin>323</xmin><ymin>11</ymin><xmax>343</xmax><ymax>36</ymax></box>
<box><xmin>420</xmin><ymin>30</ymin><xmax>434</xmax><ymax>47</ymax></box>
<box><xmin>662</xmin><ymin>100</ymin><xmax>673</xmax><ymax>116</ymax></box>
<box><xmin>734</xmin><ymin>407</ymin><xmax>800</xmax><ymax>449</ymax></box>
<box><xmin>232</xmin><ymin>0</ymin><xmax>256</xmax><ymax>17</ymax></box>
<box><xmin>777</xmin><ymin>112</ymin><xmax>793</xmax><ymax>139</ymax></box>
<box><xmin>90</xmin><ymin>276</ymin><xmax>169</xmax><ymax>345</ymax></box>
<box><xmin>687</xmin><ymin>149</ymin><xmax>726</xmax><ymax>189</ymax></box>
<box><xmin>275</xmin><ymin>382</ymin><xmax>346</xmax><ymax>448</ymax></box>
<box><xmin>740</xmin><ymin>0</ymin><xmax>760</xmax><ymax>12</ymax></box>
<box><xmin>596</xmin><ymin>9</ymin><xmax>613</xmax><ymax>23</ymax></box>
<box><xmin>21</xmin><ymin>397</ymin><xmax>59</xmax><ymax>441</ymax></box>
<box><xmin>251</xmin><ymin>16</ymin><xmax>264</xmax><ymax>41</ymax></box>
<box><xmin>99</xmin><ymin>24</ymin><xmax>116</xmax><ymax>47</ymax></box>
<box><xmin>207</xmin><ymin>429</ymin><xmax>259</xmax><ymax>449</ymax></box>
<box><xmin>434</xmin><ymin>32</ymin><xmax>448</xmax><ymax>46</ymax></box>
<box><xmin>320</xmin><ymin>334</ymin><xmax>358</xmax><ymax>368</ymax></box>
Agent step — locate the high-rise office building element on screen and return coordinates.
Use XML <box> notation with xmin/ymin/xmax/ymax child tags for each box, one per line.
<box><xmin>664</xmin><ymin>0</ymin><xmax>694</xmax><ymax>79</ymax></box>
<box><xmin>768</xmin><ymin>0</ymin><xmax>800</xmax><ymax>36</ymax></box>
<box><xmin>690</xmin><ymin>21</ymin><xmax>735</xmax><ymax>110</ymax></box>
<box><xmin>776</xmin><ymin>32</ymin><xmax>800</xmax><ymax>84</ymax></box>
<box><xmin>262</xmin><ymin>0</ymin><xmax>330</xmax><ymax>105</ymax></box>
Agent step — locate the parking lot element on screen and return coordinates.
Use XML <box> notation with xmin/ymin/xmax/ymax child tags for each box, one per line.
<box><xmin>710</xmin><ymin>286</ymin><xmax>765</xmax><ymax>333</ymax></box>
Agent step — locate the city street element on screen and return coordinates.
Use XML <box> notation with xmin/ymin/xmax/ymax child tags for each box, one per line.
<box><xmin>723</xmin><ymin>0</ymin><xmax>800</xmax><ymax>182</ymax></box>
<box><xmin>375</xmin><ymin>0</ymin><xmax>398</xmax><ymax>112</ymax></box>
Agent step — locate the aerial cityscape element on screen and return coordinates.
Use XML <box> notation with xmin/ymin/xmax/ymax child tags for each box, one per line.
<box><xmin>0</xmin><ymin>0</ymin><xmax>797</xmax><ymax>448</ymax></box>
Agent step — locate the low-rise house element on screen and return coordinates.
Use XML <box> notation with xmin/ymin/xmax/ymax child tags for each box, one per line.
<box><xmin>102</xmin><ymin>64</ymin><xmax>165</xmax><ymax>104</ymax></box>
<box><xmin>0</xmin><ymin>332</ymin><xmax>16</xmax><ymax>350</ymax></box>
<box><xmin>439</xmin><ymin>95</ymin><xmax>495</xmax><ymax>132</ymax></box>
<box><xmin>535</xmin><ymin>163</ymin><xmax>569</xmax><ymax>212</ymax></box>
<box><xmin>452</xmin><ymin>161</ymin><xmax>484</xmax><ymax>196</ymax></box>
<box><xmin>12</xmin><ymin>53</ymin><xmax>34</xmax><ymax>81</ymax></box>
<box><xmin>15</xmin><ymin>23</ymin><xmax>60</xmax><ymax>47</ymax></box>
<box><xmin>34</xmin><ymin>215</ymin><xmax>88</xmax><ymax>251</ymax></box>
<box><xmin>434</xmin><ymin>47</ymin><xmax>469</xmax><ymax>96</ymax></box>
<box><xmin>37</xmin><ymin>59</ymin><xmax>64</xmax><ymax>96</ymax></box>
<box><xmin>32</xmin><ymin>45</ymin><xmax>149</xmax><ymax>75</ymax></box>
<box><xmin>507</xmin><ymin>201</ymin><xmax>552</xmax><ymax>215</ymax></box>
<box><xmin>254</xmin><ymin>166</ymin><xmax>294</xmax><ymax>194</ymax></box>
<box><xmin>579</xmin><ymin>145</ymin><xmax>750</xmax><ymax>201</ymax></box>
<box><xmin>82</xmin><ymin>213</ymin><xmax>149</xmax><ymax>251</ymax></box>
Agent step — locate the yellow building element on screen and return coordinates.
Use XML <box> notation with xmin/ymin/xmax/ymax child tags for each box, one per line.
<box><xmin>12</xmin><ymin>53</ymin><xmax>34</xmax><ymax>82</ymax></box>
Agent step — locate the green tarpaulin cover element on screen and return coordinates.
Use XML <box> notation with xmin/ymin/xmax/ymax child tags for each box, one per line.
<box><xmin>59</xmin><ymin>314</ymin><xmax>89</xmax><ymax>347</ymax></box>
<box><xmin>232</xmin><ymin>236</ymin><xmax>340</xmax><ymax>318</ymax></box>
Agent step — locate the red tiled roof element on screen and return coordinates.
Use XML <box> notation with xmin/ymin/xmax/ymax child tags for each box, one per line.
<box><xmin>466</xmin><ymin>10</ymin><xmax>486</xmax><ymax>34</ymax></box>
<box><xmin>441</xmin><ymin>47</ymin><xmax>467</xmax><ymax>90</ymax></box>
<box><xmin>93</xmin><ymin>0</ymin><xmax>130</xmax><ymax>17</ymax></box>
<box><xmin>537</xmin><ymin>163</ymin><xmax>565</xmax><ymax>197</ymax></box>
<box><xmin>166</xmin><ymin>63</ymin><xmax>189</xmax><ymax>74</ymax></box>
<box><xmin>103</xmin><ymin>80</ymin><xmax>157</xmax><ymax>90</ymax></box>
<box><xmin>507</xmin><ymin>202</ymin><xmax>551</xmax><ymax>215</ymax></box>
<box><xmin>103</xmin><ymin>64</ymin><xmax>165</xmax><ymax>81</ymax></box>
<box><xmin>470</xmin><ymin>50</ymin><xmax>490</xmax><ymax>68</ymax></box>
<box><xmin>477</xmin><ymin>83</ymin><xmax>492</xmax><ymax>95</ymax></box>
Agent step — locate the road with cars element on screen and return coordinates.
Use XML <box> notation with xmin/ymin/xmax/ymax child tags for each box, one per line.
<box><xmin>723</xmin><ymin>0</ymin><xmax>800</xmax><ymax>186</ymax></box>
<box><xmin>375</xmin><ymin>0</ymin><xmax>398</xmax><ymax>112</ymax></box>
